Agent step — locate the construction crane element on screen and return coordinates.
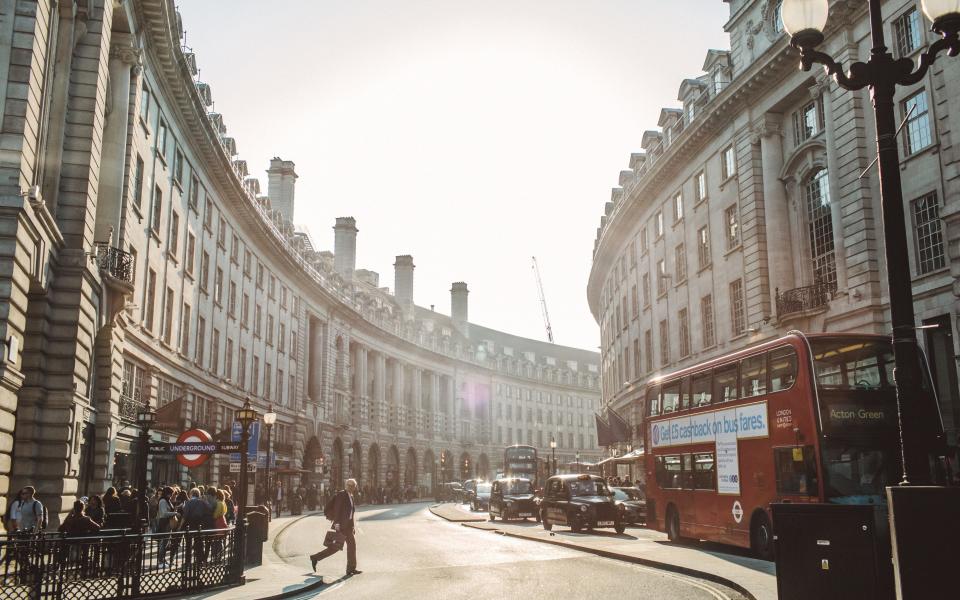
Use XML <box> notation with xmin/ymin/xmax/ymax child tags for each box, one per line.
<box><xmin>531</xmin><ymin>256</ymin><xmax>555</xmax><ymax>343</ymax></box>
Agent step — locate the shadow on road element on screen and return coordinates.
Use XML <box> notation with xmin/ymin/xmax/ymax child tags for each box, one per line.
<box><xmin>357</xmin><ymin>502</ymin><xmax>432</xmax><ymax>521</ymax></box>
<box><xmin>653</xmin><ymin>539</ymin><xmax>776</xmax><ymax>573</ymax></box>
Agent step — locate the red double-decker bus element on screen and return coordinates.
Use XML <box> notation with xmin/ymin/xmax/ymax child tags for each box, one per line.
<box><xmin>642</xmin><ymin>332</ymin><xmax>944</xmax><ymax>559</ymax></box>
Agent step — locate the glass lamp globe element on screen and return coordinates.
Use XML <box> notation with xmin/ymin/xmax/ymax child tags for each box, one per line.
<box><xmin>922</xmin><ymin>0</ymin><xmax>960</xmax><ymax>33</ymax></box>
<box><xmin>782</xmin><ymin>0</ymin><xmax>830</xmax><ymax>47</ymax></box>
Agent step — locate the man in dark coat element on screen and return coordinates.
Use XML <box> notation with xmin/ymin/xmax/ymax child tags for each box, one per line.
<box><xmin>310</xmin><ymin>478</ymin><xmax>360</xmax><ymax>576</ymax></box>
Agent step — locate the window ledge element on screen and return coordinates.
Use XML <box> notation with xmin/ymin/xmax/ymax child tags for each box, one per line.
<box><xmin>674</xmin><ymin>278</ymin><xmax>688</xmax><ymax>289</ymax></box>
<box><xmin>672</xmin><ymin>217</ymin><xmax>684</xmax><ymax>229</ymax></box>
<box><xmin>138</xmin><ymin>116</ymin><xmax>152</xmax><ymax>138</ymax></box>
<box><xmin>724</xmin><ymin>244</ymin><xmax>742</xmax><ymax>258</ymax></box>
<box><xmin>901</xmin><ymin>142</ymin><xmax>939</xmax><ymax>168</ymax></box>
<box><xmin>156</xmin><ymin>150</ymin><xmax>167</xmax><ymax>168</ymax></box>
<box><xmin>172</xmin><ymin>178</ymin><xmax>183</xmax><ymax>194</ymax></box>
<box><xmin>719</xmin><ymin>174</ymin><xmax>738</xmax><ymax>191</ymax></box>
<box><xmin>697</xmin><ymin>262</ymin><xmax>713</xmax><ymax>275</ymax></box>
<box><xmin>694</xmin><ymin>197</ymin><xmax>708</xmax><ymax>210</ymax></box>
<box><xmin>911</xmin><ymin>265</ymin><xmax>950</xmax><ymax>283</ymax></box>
<box><xmin>184</xmin><ymin>270</ymin><xmax>194</xmax><ymax>282</ymax></box>
<box><xmin>166</xmin><ymin>251</ymin><xmax>179</xmax><ymax>265</ymax></box>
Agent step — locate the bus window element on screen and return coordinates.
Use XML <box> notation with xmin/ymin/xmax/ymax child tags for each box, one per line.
<box><xmin>741</xmin><ymin>354</ymin><xmax>767</xmax><ymax>398</ymax></box>
<box><xmin>681</xmin><ymin>454</ymin><xmax>695</xmax><ymax>489</ymax></box>
<box><xmin>811</xmin><ymin>340</ymin><xmax>894</xmax><ymax>390</ymax></box>
<box><xmin>647</xmin><ymin>385</ymin><xmax>661</xmax><ymax>417</ymax></box>
<box><xmin>692</xmin><ymin>371</ymin><xmax>712</xmax><ymax>406</ymax></box>
<box><xmin>655</xmin><ymin>455</ymin><xmax>682</xmax><ymax>489</ymax></box>
<box><xmin>714</xmin><ymin>364</ymin><xmax>739</xmax><ymax>403</ymax></box>
<box><xmin>774</xmin><ymin>446</ymin><xmax>818</xmax><ymax>496</ymax></box>
<box><xmin>769</xmin><ymin>346</ymin><xmax>798</xmax><ymax>392</ymax></box>
<box><xmin>662</xmin><ymin>382</ymin><xmax>681</xmax><ymax>413</ymax></box>
<box><xmin>680</xmin><ymin>376</ymin><xmax>692</xmax><ymax>410</ymax></box>
<box><xmin>694</xmin><ymin>453</ymin><xmax>716</xmax><ymax>490</ymax></box>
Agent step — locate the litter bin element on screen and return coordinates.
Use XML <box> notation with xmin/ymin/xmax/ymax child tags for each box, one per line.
<box><xmin>772</xmin><ymin>503</ymin><xmax>894</xmax><ymax>600</ymax></box>
<box><xmin>243</xmin><ymin>509</ymin><xmax>269</xmax><ymax>567</ymax></box>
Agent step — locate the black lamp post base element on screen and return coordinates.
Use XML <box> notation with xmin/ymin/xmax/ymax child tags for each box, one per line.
<box><xmin>887</xmin><ymin>486</ymin><xmax>958</xmax><ymax>598</ymax></box>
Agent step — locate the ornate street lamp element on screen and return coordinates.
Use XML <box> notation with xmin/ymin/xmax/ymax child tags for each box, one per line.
<box><xmin>782</xmin><ymin>0</ymin><xmax>959</xmax><ymax>487</ymax></box>
<box><xmin>136</xmin><ymin>406</ymin><xmax>156</xmax><ymax>529</ymax></box>
<box><xmin>550</xmin><ymin>437</ymin><xmax>557</xmax><ymax>475</ymax></box>
<box><xmin>575</xmin><ymin>451</ymin><xmax>581</xmax><ymax>474</ymax></box>
<box><xmin>263</xmin><ymin>405</ymin><xmax>277</xmax><ymax>505</ymax></box>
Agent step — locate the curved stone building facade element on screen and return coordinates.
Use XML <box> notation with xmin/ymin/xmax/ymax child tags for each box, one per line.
<box><xmin>0</xmin><ymin>0</ymin><xmax>599</xmax><ymax>525</ymax></box>
<box><xmin>588</xmin><ymin>0</ymin><xmax>960</xmax><ymax>453</ymax></box>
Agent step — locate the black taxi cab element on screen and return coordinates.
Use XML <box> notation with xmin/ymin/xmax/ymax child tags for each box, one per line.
<box><xmin>540</xmin><ymin>474</ymin><xmax>625</xmax><ymax>534</ymax></box>
<box><xmin>488</xmin><ymin>478</ymin><xmax>537</xmax><ymax>521</ymax></box>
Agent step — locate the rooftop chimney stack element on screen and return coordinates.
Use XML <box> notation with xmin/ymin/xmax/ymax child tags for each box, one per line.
<box><xmin>267</xmin><ymin>157</ymin><xmax>297</xmax><ymax>221</ymax></box>
<box><xmin>394</xmin><ymin>255</ymin><xmax>415</xmax><ymax>317</ymax></box>
<box><xmin>451</xmin><ymin>282</ymin><xmax>469</xmax><ymax>337</ymax></box>
<box><xmin>333</xmin><ymin>217</ymin><xmax>358</xmax><ymax>280</ymax></box>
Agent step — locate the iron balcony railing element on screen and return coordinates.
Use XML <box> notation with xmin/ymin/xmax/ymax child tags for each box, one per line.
<box><xmin>119</xmin><ymin>394</ymin><xmax>146</xmax><ymax>423</ymax></box>
<box><xmin>0</xmin><ymin>526</ymin><xmax>242</xmax><ymax>600</ymax></box>
<box><xmin>776</xmin><ymin>281</ymin><xmax>837</xmax><ymax>318</ymax></box>
<box><xmin>95</xmin><ymin>245</ymin><xmax>135</xmax><ymax>284</ymax></box>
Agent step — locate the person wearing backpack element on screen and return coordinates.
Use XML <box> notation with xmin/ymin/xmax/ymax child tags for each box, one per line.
<box><xmin>310</xmin><ymin>478</ymin><xmax>360</xmax><ymax>577</ymax></box>
<box><xmin>17</xmin><ymin>487</ymin><xmax>45</xmax><ymax>533</ymax></box>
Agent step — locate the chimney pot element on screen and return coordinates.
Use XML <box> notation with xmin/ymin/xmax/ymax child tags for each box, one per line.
<box><xmin>451</xmin><ymin>281</ymin><xmax>469</xmax><ymax>337</ymax></box>
<box><xmin>333</xmin><ymin>217</ymin><xmax>358</xmax><ymax>279</ymax></box>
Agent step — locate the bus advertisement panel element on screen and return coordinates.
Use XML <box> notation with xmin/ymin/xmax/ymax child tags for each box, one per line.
<box><xmin>643</xmin><ymin>333</ymin><xmax>944</xmax><ymax>560</ymax></box>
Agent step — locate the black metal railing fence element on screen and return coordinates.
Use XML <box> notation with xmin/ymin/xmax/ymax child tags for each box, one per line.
<box><xmin>0</xmin><ymin>526</ymin><xmax>242</xmax><ymax>600</ymax></box>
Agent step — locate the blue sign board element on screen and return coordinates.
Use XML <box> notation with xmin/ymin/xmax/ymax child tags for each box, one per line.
<box><xmin>230</xmin><ymin>421</ymin><xmax>260</xmax><ymax>463</ymax></box>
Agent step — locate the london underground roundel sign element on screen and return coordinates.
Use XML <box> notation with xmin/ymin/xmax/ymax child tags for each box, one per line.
<box><xmin>176</xmin><ymin>429</ymin><xmax>213</xmax><ymax>468</ymax></box>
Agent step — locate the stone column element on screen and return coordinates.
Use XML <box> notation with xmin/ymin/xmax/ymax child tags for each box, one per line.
<box><xmin>374</xmin><ymin>353</ymin><xmax>386</xmax><ymax>404</ymax></box>
<box><xmin>392</xmin><ymin>360</ymin><xmax>404</xmax><ymax>406</ymax></box>
<box><xmin>815</xmin><ymin>78</ymin><xmax>849</xmax><ymax>292</ymax></box>
<box><xmin>757</xmin><ymin>116</ymin><xmax>795</xmax><ymax>311</ymax></box>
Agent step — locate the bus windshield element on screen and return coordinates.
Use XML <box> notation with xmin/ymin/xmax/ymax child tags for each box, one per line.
<box><xmin>821</xmin><ymin>444</ymin><xmax>895</xmax><ymax>505</ymax></box>
<box><xmin>809</xmin><ymin>339</ymin><xmax>895</xmax><ymax>391</ymax></box>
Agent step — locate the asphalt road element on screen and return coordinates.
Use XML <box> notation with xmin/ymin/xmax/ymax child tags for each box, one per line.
<box><xmin>274</xmin><ymin>502</ymin><xmax>747</xmax><ymax>600</ymax></box>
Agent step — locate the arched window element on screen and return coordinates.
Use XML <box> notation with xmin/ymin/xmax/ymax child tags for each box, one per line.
<box><xmin>773</xmin><ymin>1</ymin><xmax>784</xmax><ymax>34</ymax></box>
<box><xmin>804</xmin><ymin>169</ymin><xmax>837</xmax><ymax>288</ymax></box>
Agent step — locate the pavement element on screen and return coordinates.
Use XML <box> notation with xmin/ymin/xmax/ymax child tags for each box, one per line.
<box><xmin>182</xmin><ymin>510</ymin><xmax>326</xmax><ymax>600</ymax></box>
<box><xmin>431</xmin><ymin>501</ymin><xmax>777</xmax><ymax>600</ymax></box>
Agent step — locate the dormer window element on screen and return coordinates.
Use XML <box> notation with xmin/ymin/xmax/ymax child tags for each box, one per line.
<box><xmin>686</xmin><ymin>101</ymin><xmax>696</xmax><ymax>124</ymax></box>
<box><xmin>713</xmin><ymin>69</ymin><xmax>724</xmax><ymax>95</ymax></box>
<box><xmin>773</xmin><ymin>1</ymin><xmax>784</xmax><ymax>34</ymax></box>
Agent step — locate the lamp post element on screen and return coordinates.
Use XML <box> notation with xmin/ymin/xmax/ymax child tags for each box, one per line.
<box><xmin>782</xmin><ymin>0</ymin><xmax>958</xmax><ymax>486</ymax></box>
<box><xmin>136</xmin><ymin>406</ymin><xmax>156</xmax><ymax>530</ymax></box>
<box><xmin>576</xmin><ymin>451</ymin><xmax>581</xmax><ymax>474</ymax></box>
<box><xmin>236</xmin><ymin>398</ymin><xmax>260</xmax><ymax>516</ymax></box>
<box><xmin>263</xmin><ymin>405</ymin><xmax>277</xmax><ymax>503</ymax></box>
<box><xmin>550</xmin><ymin>437</ymin><xmax>557</xmax><ymax>475</ymax></box>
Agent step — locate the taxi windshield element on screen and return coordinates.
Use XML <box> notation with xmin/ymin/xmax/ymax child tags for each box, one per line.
<box><xmin>504</xmin><ymin>481</ymin><xmax>532</xmax><ymax>494</ymax></box>
<box><xmin>569</xmin><ymin>479</ymin><xmax>609</xmax><ymax>497</ymax></box>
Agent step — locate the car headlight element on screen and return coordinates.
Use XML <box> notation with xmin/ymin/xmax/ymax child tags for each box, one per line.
<box><xmin>580</xmin><ymin>505</ymin><xmax>588</xmax><ymax>513</ymax></box>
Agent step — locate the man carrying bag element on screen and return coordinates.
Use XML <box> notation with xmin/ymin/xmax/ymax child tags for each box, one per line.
<box><xmin>309</xmin><ymin>478</ymin><xmax>360</xmax><ymax>577</ymax></box>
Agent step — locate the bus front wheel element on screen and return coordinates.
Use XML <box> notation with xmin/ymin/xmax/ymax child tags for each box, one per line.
<box><xmin>666</xmin><ymin>507</ymin><xmax>681</xmax><ymax>542</ymax></box>
<box><xmin>751</xmin><ymin>512</ymin><xmax>775</xmax><ymax>561</ymax></box>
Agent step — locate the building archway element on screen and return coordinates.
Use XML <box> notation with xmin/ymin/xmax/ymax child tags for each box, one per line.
<box><xmin>350</xmin><ymin>440</ymin><xmax>363</xmax><ymax>484</ymax></box>
<box><xmin>477</xmin><ymin>453</ymin><xmax>490</xmax><ymax>481</ymax></box>
<box><xmin>332</xmin><ymin>437</ymin><xmax>344</xmax><ymax>490</ymax></box>
<box><xmin>423</xmin><ymin>449</ymin><xmax>436</xmax><ymax>495</ymax></box>
<box><xmin>460</xmin><ymin>451</ymin><xmax>472</xmax><ymax>480</ymax></box>
<box><xmin>368</xmin><ymin>443</ymin><xmax>381</xmax><ymax>491</ymax></box>
<box><xmin>387</xmin><ymin>445</ymin><xmax>400</xmax><ymax>491</ymax></box>
<box><xmin>405</xmin><ymin>447</ymin><xmax>418</xmax><ymax>491</ymax></box>
<box><xmin>440</xmin><ymin>449</ymin><xmax>454</xmax><ymax>483</ymax></box>
<box><xmin>302</xmin><ymin>436</ymin><xmax>322</xmax><ymax>487</ymax></box>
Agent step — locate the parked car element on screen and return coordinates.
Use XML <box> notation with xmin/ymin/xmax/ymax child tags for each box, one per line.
<box><xmin>460</xmin><ymin>479</ymin><xmax>477</xmax><ymax>504</ymax></box>
<box><xmin>611</xmin><ymin>486</ymin><xmax>647</xmax><ymax>525</ymax></box>
<box><xmin>489</xmin><ymin>478</ymin><xmax>537</xmax><ymax>521</ymax></box>
<box><xmin>540</xmin><ymin>474</ymin><xmax>625</xmax><ymax>534</ymax></box>
<box><xmin>471</xmin><ymin>482</ymin><xmax>492</xmax><ymax>511</ymax></box>
<box><xmin>439</xmin><ymin>482</ymin><xmax>462</xmax><ymax>502</ymax></box>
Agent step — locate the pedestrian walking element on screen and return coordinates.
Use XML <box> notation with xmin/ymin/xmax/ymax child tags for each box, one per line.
<box><xmin>156</xmin><ymin>487</ymin><xmax>177</xmax><ymax>568</ymax></box>
<box><xmin>309</xmin><ymin>478</ymin><xmax>361</xmax><ymax>577</ymax></box>
<box><xmin>3</xmin><ymin>488</ymin><xmax>24</xmax><ymax>533</ymax></box>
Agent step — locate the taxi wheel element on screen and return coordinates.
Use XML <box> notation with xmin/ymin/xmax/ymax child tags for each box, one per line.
<box><xmin>570</xmin><ymin>517</ymin><xmax>583</xmax><ymax>533</ymax></box>
<box><xmin>542</xmin><ymin>515</ymin><xmax>552</xmax><ymax>531</ymax></box>
<box><xmin>615</xmin><ymin>521</ymin><xmax>626</xmax><ymax>535</ymax></box>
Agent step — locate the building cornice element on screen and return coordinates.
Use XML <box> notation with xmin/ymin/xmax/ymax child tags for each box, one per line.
<box><xmin>586</xmin><ymin>38</ymin><xmax>798</xmax><ymax>321</ymax></box>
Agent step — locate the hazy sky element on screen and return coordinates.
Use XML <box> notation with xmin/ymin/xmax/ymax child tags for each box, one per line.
<box><xmin>178</xmin><ymin>1</ymin><xmax>731</xmax><ymax>351</ymax></box>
